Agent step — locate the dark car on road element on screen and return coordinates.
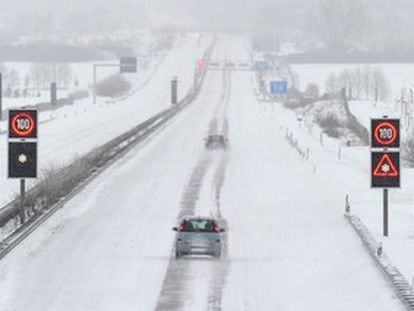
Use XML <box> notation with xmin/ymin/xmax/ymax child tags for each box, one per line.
<box><xmin>173</xmin><ymin>217</ymin><xmax>225</xmax><ymax>258</ymax></box>
<box><xmin>204</xmin><ymin>134</ymin><xmax>228</xmax><ymax>150</ymax></box>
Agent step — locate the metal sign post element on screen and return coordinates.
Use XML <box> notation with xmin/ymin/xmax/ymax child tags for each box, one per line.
<box><xmin>383</xmin><ymin>189</ymin><xmax>388</xmax><ymax>237</ymax></box>
<box><xmin>20</xmin><ymin>179</ymin><xmax>25</xmax><ymax>224</ymax></box>
<box><xmin>51</xmin><ymin>82</ymin><xmax>57</xmax><ymax>105</ymax></box>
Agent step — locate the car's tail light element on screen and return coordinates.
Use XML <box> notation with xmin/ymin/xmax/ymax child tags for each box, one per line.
<box><xmin>179</xmin><ymin>225</ymin><xmax>184</xmax><ymax>231</ymax></box>
<box><xmin>214</xmin><ymin>226</ymin><xmax>220</xmax><ymax>233</ymax></box>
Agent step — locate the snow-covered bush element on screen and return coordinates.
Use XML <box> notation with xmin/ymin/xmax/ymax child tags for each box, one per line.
<box><xmin>96</xmin><ymin>74</ymin><xmax>131</xmax><ymax>97</ymax></box>
<box><xmin>402</xmin><ymin>136</ymin><xmax>414</xmax><ymax>167</ymax></box>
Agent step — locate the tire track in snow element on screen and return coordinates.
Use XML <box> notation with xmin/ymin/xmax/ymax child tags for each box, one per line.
<box><xmin>155</xmin><ymin>154</ymin><xmax>212</xmax><ymax>311</ymax></box>
<box><xmin>206</xmin><ymin>149</ymin><xmax>230</xmax><ymax>311</ymax></box>
<box><xmin>206</xmin><ymin>69</ymin><xmax>231</xmax><ymax>311</ymax></box>
<box><xmin>156</xmin><ymin>69</ymin><xmax>232</xmax><ymax>311</ymax></box>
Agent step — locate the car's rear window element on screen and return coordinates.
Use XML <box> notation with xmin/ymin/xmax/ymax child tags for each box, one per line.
<box><xmin>209</xmin><ymin>136</ymin><xmax>224</xmax><ymax>142</ymax></box>
<box><xmin>181</xmin><ymin>219</ymin><xmax>217</xmax><ymax>232</ymax></box>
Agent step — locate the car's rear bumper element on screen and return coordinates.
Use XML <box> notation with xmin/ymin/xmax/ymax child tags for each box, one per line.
<box><xmin>176</xmin><ymin>243</ymin><xmax>220</xmax><ymax>255</ymax></box>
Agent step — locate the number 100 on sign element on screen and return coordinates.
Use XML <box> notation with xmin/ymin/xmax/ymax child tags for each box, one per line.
<box><xmin>371</xmin><ymin>119</ymin><xmax>399</xmax><ymax>148</ymax></box>
<box><xmin>8</xmin><ymin>110</ymin><xmax>38</xmax><ymax>139</ymax></box>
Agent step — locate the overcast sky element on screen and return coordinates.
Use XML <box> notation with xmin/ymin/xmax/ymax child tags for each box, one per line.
<box><xmin>0</xmin><ymin>0</ymin><xmax>310</xmax><ymax>30</ymax></box>
<box><xmin>0</xmin><ymin>0</ymin><xmax>413</xmax><ymax>32</ymax></box>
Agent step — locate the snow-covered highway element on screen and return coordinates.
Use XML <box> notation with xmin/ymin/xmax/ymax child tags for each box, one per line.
<box><xmin>0</xmin><ymin>36</ymin><xmax>405</xmax><ymax>310</ymax></box>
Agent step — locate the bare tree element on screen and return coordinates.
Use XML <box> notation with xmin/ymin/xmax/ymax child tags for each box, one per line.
<box><xmin>325</xmin><ymin>73</ymin><xmax>339</xmax><ymax>94</ymax></box>
<box><xmin>305</xmin><ymin>83</ymin><xmax>320</xmax><ymax>100</ymax></box>
<box><xmin>372</xmin><ymin>67</ymin><xmax>390</xmax><ymax>101</ymax></box>
<box><xmin>56</xmin><ymin>64</ymin><xmax>72</xmax><ymax>88</ymax></box>
<box><xmin>327</xmin><ymin>66</ymin><xmax>390</xmax><ymax>101</ymax></box>
<box><xmin>307</xmin><ymin>0</ymin><xmax>369</xmax><ymax>51</ymax></box>
<box><xmin>6</xmin><ymin>69</ymin><xmax>20</xmax><ymax>89</ymax></box>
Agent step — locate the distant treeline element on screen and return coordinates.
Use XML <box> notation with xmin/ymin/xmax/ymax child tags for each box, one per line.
<box><xmin>287</xmin><ymin>50</ymin><xmax>414</xmax><ymax>64</ymax></box>
<box><xmin>0</xmin><ymin>43</ymin><xmax>111</xmax><ymax>62</ymax></box>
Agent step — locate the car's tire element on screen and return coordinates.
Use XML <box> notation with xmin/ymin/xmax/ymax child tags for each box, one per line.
<box><xmin>175</xmin><ymin>251</ymin><xmax>181</xmax><ymax>259</ymax></box>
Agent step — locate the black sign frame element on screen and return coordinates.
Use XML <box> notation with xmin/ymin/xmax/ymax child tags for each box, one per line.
<box><xmin>371</xmin><ymin>151</ymin><xmax>400</xmax><ymax>188</ymax></box>
<box><xmin>8</xmin><ymin>109</ymin><xmax>38</xmax><ymax>139</ymax></box>
<box><xmin>371</xmin><ymin>118</ymin><xmax>400</xmax><ymax>148</ymax></box>
<box><xmin>8</xmin><ymin>142</ymin><xmax>37</xmax><ymax>178</ymax></box>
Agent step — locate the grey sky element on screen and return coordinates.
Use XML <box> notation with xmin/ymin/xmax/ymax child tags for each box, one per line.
<box><xmin>0</xmin><ymin>0</ymin><xmax>413</xmax><ymax>32</ymax></box>
<box><xmin>0</xmin><ymin>0</ymin><xmax>311</xmax><ymax>30</ymax></box>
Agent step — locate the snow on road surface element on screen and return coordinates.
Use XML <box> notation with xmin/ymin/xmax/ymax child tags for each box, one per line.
<box><xmin>0</xmin><ymin>36</ymin><xmax>405</xmax><ymax>310</ymax></box>
<box><xmin>0</xmin><ymin>52</ymin><xmax>223</xmax><ymax>311</ymax></box>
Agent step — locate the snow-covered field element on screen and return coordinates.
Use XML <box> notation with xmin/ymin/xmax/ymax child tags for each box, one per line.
<box><xmin>292</xmin><ymin>63</ymin><xmax>414</xmax><ymax>100</ymax></box>
<box><xmin>0</xmin><ymin>32</ymin><xmax>212</xmax><ymax>206</ymax></box>
<box><xmin>0</xmin><ymin>36</ymin><xmax>406</xmax><ymax>310</ymax></box>
<box><xmin>0</xmin><ymin>32</ymin><xmax>176</xmax><ymax>111</ymax></box>
<box><xmin>263</xmin><ymin>92</ymin><xmax>414</xmax><ymax>300</ymax></box>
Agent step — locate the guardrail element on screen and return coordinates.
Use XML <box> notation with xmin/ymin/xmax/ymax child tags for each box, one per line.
<box><xmin>0</xmin><ymin>41</ymin><xmax>215</xmax><ymax>258</ymax></box>
<box><xmin>345</xmin><ymin>211</ymin><xmax>414</xmax><ymax>310</ymax></box>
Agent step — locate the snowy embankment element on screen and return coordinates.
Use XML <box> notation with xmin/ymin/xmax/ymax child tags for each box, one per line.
<box><xmin>267</xmin><ymin>77</ymin><xmax>414</xmax><ymax>301</ymax></box>
<box><xmin>0</xmin><ymin>32</ymin><xmax>213</xmax><ymax>207</ymax></box>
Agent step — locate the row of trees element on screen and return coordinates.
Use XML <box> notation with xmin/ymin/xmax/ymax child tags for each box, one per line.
<box><xmin>307</xmin><ymin>0</ymin><xmax>368</xmax><ymax>52</ymax></box>
<box><xmin>1</xmin><ymin>63</ymin><xmax>74</xmax><ymax>98</ymax></box>
<box><xmin>325</xmin><ymin>66</ymin><xmax>390</xmax><ymax>101</ymax></box>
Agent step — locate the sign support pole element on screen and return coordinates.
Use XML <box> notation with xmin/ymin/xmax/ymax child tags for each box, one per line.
<box><xmin>20</xmin><ymin>179</ymin><xmax>25</xmax><ymax>224</ymax></box>
<box><xmin>93</xmin><ymin>64</ymin><xmax>97</xmax><ymax>105</ymax></box>
<box><xmin>51</xmin><ymin>82</ymin><xmax>57</xmax><ymax>105</ymax></box>
<box><xmin>383</xmin><ymin>188</ymin><xmax>388</xmax><ymax>237</ymax></box>
<box><xmin>0</xmin><ymin>73</ymin><xmax>2</xmax><ymax>120</ymax></box>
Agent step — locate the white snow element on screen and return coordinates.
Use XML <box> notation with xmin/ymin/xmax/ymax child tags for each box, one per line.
<box><xmin>0</xmin><ymin>33</ymin><xmax>211</xmax><ymax>206</ymax></box>
<box><xmin>0</xmin><ymin>35</ymin><xmax>410</xmax><ymax>310</ymax></box>
<box><xmin>292</xmin><ymin>63</ymin><xmax>414</xmax><ymax>100</ymax></box>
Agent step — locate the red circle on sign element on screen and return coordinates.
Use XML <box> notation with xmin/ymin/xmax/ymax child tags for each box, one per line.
<box><xmin>11</xmin><ymin>112</ymin><xmax>35</xmax><ymax>137</ymax></box>
<box><xmin>374</xmin><ymin>121</ymin><xmax>397</xmax><ymax>146</ymax></box>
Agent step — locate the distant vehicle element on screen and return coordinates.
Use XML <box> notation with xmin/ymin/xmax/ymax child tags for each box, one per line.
<box><xmin>204</xmin><ymin>134</ymin><xmax>228</xmax><ymax>150</ymax></box>
<box><xmin>173</xmin><ymin>217</ymin><xmax>225</xmax><ymax>258</ymax></box>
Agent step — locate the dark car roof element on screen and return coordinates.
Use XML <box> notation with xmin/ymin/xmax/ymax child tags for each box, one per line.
<box><xmin>183</xmin><ymin>216</ymin><xmax>216</xmax><ymax>221</ymax></box>
<box><xmin>208</xmin><ymin>134</ymin><xmax>224</xmax><ymax>139</ymax></box>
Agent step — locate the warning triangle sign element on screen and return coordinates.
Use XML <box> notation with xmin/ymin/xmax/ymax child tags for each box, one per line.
<box><xmin>374</xmin><ymin>153</ymin><xmax>399</xmax><ymax>177</ymax></box>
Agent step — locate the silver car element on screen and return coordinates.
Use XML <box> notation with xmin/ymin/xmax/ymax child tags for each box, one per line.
<box><xmin>172</xmin><ymin>217</ymin><xmax>225</xmax><ymax>258</ymax></box>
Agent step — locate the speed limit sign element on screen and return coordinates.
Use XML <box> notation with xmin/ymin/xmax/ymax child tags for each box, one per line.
<box><xmin>8</xmin><ymin>110</ymin><xmax>37</xmax><ymax>139</ymax></box>
<box><xmin>371</xmin><ymin>119</ymin><xmax>399</xmax><ymax>148</ymax></box>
